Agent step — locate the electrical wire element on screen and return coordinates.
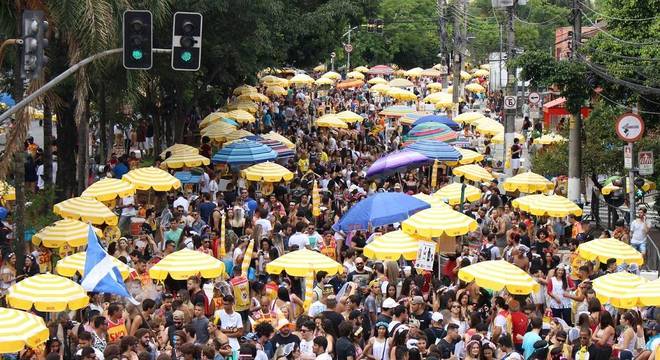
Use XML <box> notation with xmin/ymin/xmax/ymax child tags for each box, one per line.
<box><xmin>514</xmin><ymin>14</ymin><xmax>565</xmax><ymax>25</ymax></box>
<box><xmin>579</xmin><ymin>0</ymin><xmax>660</xmax><ymax>22</ymax></box>
<box><xmin>579</xmin><ymin>55</ymin><xmax>660</xmax><ymax>95</ymax></box>
<box><xmin>581</xmin><ymin>11</ymin><xmax>660</xmax><ymax>46</ymax></box>
<box><xmin>576</xmin><ymin>42</ymin><xmax>660</xmax><ymax>62</ymax></box>
<box><xmin>596</xmin><ymin>91</ymin><xmax>660</xmax><ymax>115</ymax></box>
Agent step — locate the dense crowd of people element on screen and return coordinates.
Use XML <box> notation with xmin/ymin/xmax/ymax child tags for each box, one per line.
<box><xmin>0</xmin><ymin>69</ymin><xmax>657</xmax><ymax>360</ymax></box>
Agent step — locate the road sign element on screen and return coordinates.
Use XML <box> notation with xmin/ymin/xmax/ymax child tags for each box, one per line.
<box><xmin>503</xmin><ymin>96</ymin><xmax>517</xmax><ymax>109</ymax></box>
<box><xmin>616</xmin><ymin>113</ymin><xmax>645</xmax><ymax>142</ymax></box>
<box><xmin>639</xmin><ymin>151</ymin><xmax>654</xmax><ymax>175</ymax></box>
<box><xmin>330</xmin><ymin>52</ymin><xmax>336</xmax><ymax>58</ymax></box>
<box><xmin>344</xmin><ymin>43</ymin><xmax>353</xmax><ymax>53</ymax></box>
<box><xmin>528</xmin><ymin>92</ymin><xmax>540</xmax><ymax>104</ymax></box>
<box><xmin>624</xmin><ymin>144</ymin><xmax>633</xmax><ymax>169</ymax></box>
<box><xmin>415</xmin><ymin>241</ymin><xmax>437</xmax><ymax>271</ymax></box>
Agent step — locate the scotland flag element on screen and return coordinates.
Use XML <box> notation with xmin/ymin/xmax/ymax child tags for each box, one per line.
<box><xmin>81</xmin><ymin>225</ymin><xmax>138</xmax><ymax>304</ymax></box>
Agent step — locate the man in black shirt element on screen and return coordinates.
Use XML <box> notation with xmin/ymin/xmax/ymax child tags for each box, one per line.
<box><xmin>437</xmin><ymin>323</ymin><xmax>460</xmax><ymax>359</ymax></box>
<box><xmin>376</xmin><ymin>298</ymin><xmax>397</xmax><ymax>324</ymax></box>
<box><xmin>410</xmin><ymin>296</ymin><xmax>432</xmax><ymax>331</ymax></box>
<box><xmin>335</xmin><ymin>321</ymin><xmax>356</xmax><ymax>360</ymax></box>
<box><xmin>424</xmin><ymin>312</ymin><xmax>446</xmax><ymax>345</ymax></box>
<box><xmin>269</xmin><ymin>320</ymin><xmax>300</xmax><ymax>355</ymax></box>
<box><xmin>321</xmin><ymin>297</ymin><xmax>345</xmax><ymax>335</ymax></box>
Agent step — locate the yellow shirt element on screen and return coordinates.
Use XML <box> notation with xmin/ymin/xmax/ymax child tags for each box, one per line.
<box><xmin>297</xmin><ymin>158</ymin><xmax>309</xmax><ymax>173</ymax></box>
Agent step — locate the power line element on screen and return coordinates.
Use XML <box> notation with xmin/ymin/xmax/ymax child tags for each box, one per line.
<box><xmin>596</xmin><ymin>91</ymin><xmax>660</xmax><ymax>115</ymax></box>
<box><xmin>578</xmin><ymin>0</ymin><xmax>660</xmax><ymax>22</ymax></box>
<box><xmin>581</xmin><ymin>11</ymin><xmax>660</xmax><ymax>46</ymax></box>
<box><xmin>576</xmin><ymin>42</ymin><xmax>660</xmax><ymax>62</ymax></box>
<box><xmin>579</xmin><ymin>55</ymin><xmax>660</xmax><ymax>95</ymax></box>
<box><xmin>514</xmin><ymin>14</ymin><xmax>565</xmax><ymax>26</ymax></box>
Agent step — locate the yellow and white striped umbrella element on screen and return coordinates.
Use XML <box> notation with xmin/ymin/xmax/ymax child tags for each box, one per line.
<box><xmin>389</xmin><ymin>78</ymin><xmax>415</xmax><ymax>88</ymax></box>
<box><xmin>312</xmin><ymin>180</ymin><xmax>321</xmax><ymax>217</ymax></box>
<box><xmin>387</xmin><ymin>88</ymin><xmax>418</xmax><ymax>101</ymax></box>
<box><xmin>261</xmin><ymin>76</ymin><xmax>289</xmax><ymax>87</ymax></box>
<box><xmin>402</xmin><ymin>203</ymin><xmax>478</xmax><ymax>238</ymax></box>
<box><xmin>503</xmin><ymin>171</ymin><xmax>554</xmax><ymax>193</ymax></box>
<box><xmin>460</xmin><ymin>70</ymin><xmax>471</xmax><ymax>81</ymax></box>
<box><xmin>241</xmin><ymin>162</ymin><xmax>294</xmax><ymax>182</ymax></box>
<box><xmin>312</xmin><ymin>64</ymin><xmax>326</xmax><ymax>72</ymax></box>
<box><xmin>413</xmin><ymin>193</ymin><xmax>445</xmax><ymax>207</ymax></box>
<box><xmin>7</xmin><ymin>273</ymin><xmax>89</xmax><ymax>312</ymax></box>
<box><xmin>199</xmin><ymin>112</ymin><xmax>231</xmax><ymax>129</ymax></box>
<box><xmin>592</xmin><ymin>272</ymin><xmax>648</xmax><ymax>308</ymax></box>
<box><xmin>316</xmin><ymin>114</ymin><xmax>349</xmax><ymax>129</ymax></box>
<box><xmin>266</xmin><ymin>249</ymin><xmax>343</xmax><ymax>276</ymax></box>
<box><xmin>619</xmin><ymin>279</ymin><xmax>660</xmax><ymax>308</ymax></box>
<box><xmin>346</xmin><ymin>71</ymin><xmax>365</xmax><ymax>80</ymax></box>
<box><xmin>122</xmin><ymin>167</ymin><xmax>181</xmax><ymax>192</ymax></box>
<box><xmin>160</xmin><ymin>144</ymin><xmax>200</xmax><ymax>157</ymax></box>
<box><xmin>472</xmin><ymin>69</ymin><xmax>489</xmax><ymax>78</ymax></box>
<box><xmin>0</xmin><ymin>308</ymin><xmax>49</xmax><ymax>353</ymax></box>
<box><xmin>56</xmin><ymin>251</ymin><xmax>132</xmax><ymax>279</ymax></box>
<box><xmin>289</xmin><ymin>74</ymin><xmax>315</xmax><ymax>86</ymax></box>
<box><xmin>434</xmin><ymin>183</ymin><xmax>482</xmax><ymax>206</ymax></box>
<box><xmin>0</xmin><ymin>181</ymin><xmax>15</xmax><ymax>201</ymax></box>
<box><xmin>447</xmin><ymin>148</ymin><xmax>484</xmax><ymax>166</ymax></box>
<box><xmin>265</xmin><ymin>85</ymin><xmax>288</xmax><ymax>97</ymax></box>
<box><xmin>511</xmin><ymin>194</ymin><xmax>582</xmax><ymax>217</ymax></box>
<box><xmin>367</xmin><ymin>77</ymin><xmax>388</xmax><ymax>85</ymax></box>
<box><xmin>476</xmin><ymin>118</ymin><xmax>504</xmax><ymax>136</ymax></box>
<box><xmin>369</xmin><ymin>83</ymin><xmax>390</xmax><ymax>94</ymax></box>
<box><xmin>223</xmin><ymin>129</ymin><xmax>255</xmax><ymax>143</ymax></box>
<box><xmin>219</xmin><ymin>212</ymin><xmax>226</xmax><ymax>257</ymax></box>
<box><xmin>335</xmin><ymin>110</ymin><xmax>363</xmax><ymax>123</ymax></box>
<box><xmin>315</xmin><ymin>77</ymin><xmax>335</xmax><ymax>86</ymax></box>
<box><xmin>201</xmin><ymin>122</ymin><xmax>237</xmax><ymax>141</ymax></box>
<box><xmin>421</xmin><ymin>68</ymin><xmax>442</xmax><ymax>77</ymax></box>
<box><xmin>241</xmin><ymin>239</ymin><xmax>254</xmax><ymax>276</ymax></box>
<box><xmin>453</xmin><ymin>164</ymin><xmax>495</xmax><ymax>182</ymax></box>
<box><xmin>303</xmin><ymin>270</ymin><xmax>314</xmax><ymax>311</ymax></box>
<box><xmin>227</xmin><ymin>109</ymin><xmax>256</xmax><ymax>124</ymax></box>
<box><xmin>364</xmin><ymin>230</ymin><xmax>428</xmax><ymax>261</ymax></box>
<box><xmin>160</xmin><ymin>153</ymin><xmax>211</xmax><ymax>169</ymax></box>
<box><xmin>458</xmin><ymin>260</ymin><xmax>540</xmax><ymax>295</ymax></box>
<box><xmin>233</xmin><ymin>85</ymin><xmax>257</xmax><ymax>95</ymax></box>
<box><xmin>262</xmin><ymin>132</ymin><xmax>296</xmax><ymax>149</ymax></box>
<box><xmin>53</xmin><ymin>197</ymin><xmax>117</xmax><ymax>225</ymax></box>
<box><xmin>426</xmin><ymin>82</ymin><xmax>444</xmax><ymax>91</ymax></box>
<box><xmin>533</xmin><ymin>133</ymin><xmax>566</xmax><ymax>145</ymax></box>
<box><xmin>465</xmin><ymin>83</ymin><xmax>486</xmax><ymax>93</ymax></box>
<box><xmin>227</xmin><ymin>100</ymin><xmax>258</xmax><ymax>113</ymax></box>
<box><xmin>453</xmin><ymin>112</ymin><xmax>485</xmax><ymax>124</ymax></box>
<box><xmin>81</xmin><ymin>178</ymin><xmax>136</xmax><ymax>201</ymax></box>
<box><xmin>404</xmin><ymin>67</ymin><xmax>424</xmax><ymax>77</ymax></box>
<box><xmin>490</xmin><ymin>132</ymin><xmax>525</xmax><ymax>144</ymax></box>
<box><xmin>577</xmin><ymin>238</ymin><xmax>643</xmax><ymax>265</ymax></box>
<box><xmin>354</xmin><ymin>66</ymin><xmax>370</xmax><ymax>73</ymax></box>
<box><xmin>423</xmin><ymin>91</ymin><xmax>452</xmax><ymax>104</ymax></box>
<box><xmin>321</xmin><ymin>71</ymin><xmax>341</xmax><ymax>80</ymax></box>
<box><xmin>480</xmin><ymin>64</ymin><xmax>490</xmax><ymax>70</ymax></box>
<box><xmin>149</xmin><ymin>248</ymin><xmax>226</xmax><ymax>280</ymax></box>
<box><xmin>237</xmin><ymin>92</ymin><xmax>270</xmax><ymax>103</ymax></box>
<box><xmin>32</xmin><ymin>219</ymin><xmax>102</xmax><ymax>248</ymax></box>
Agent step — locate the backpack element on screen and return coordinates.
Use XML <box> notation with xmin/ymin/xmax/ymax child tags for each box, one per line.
<box><xmin>480</xmin><ymin>244</ymin><xmax>495</xmax><ymax>260</ymax></box>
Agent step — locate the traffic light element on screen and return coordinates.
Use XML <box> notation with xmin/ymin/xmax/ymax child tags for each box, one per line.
<box><xmin>122</xmin><ymin>10</ymin><xmax>152</xmax><ymax>70</ymax></box>
<box><xmin>21</xmin><ymin>10</ymin><xmax>48</xmax><ymax>80</ymax></box>
<box><xmin>375</xmin><ymin>19</ymin><xmax>384</xmax><ymax>34</ymax></box>
<box><xmin>171</xmin><ymin>12</ymin><xmax>202</xmax><ymax>71</ymax></box>
<box><xmin>367</xmin><ymin>19</ymin><xmax>375</xmax><ymax>32</ymax></box>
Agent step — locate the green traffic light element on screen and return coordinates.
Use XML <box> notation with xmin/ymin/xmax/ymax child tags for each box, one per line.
<box><xmin>131</xmin><ymin>49</ymin><xmax>143</xmax><ymax>60</ymax></box>
<box><xmin>181</xmin><ymin>51</ymin><xmax>192</xmax><ymax>62</ymax></box>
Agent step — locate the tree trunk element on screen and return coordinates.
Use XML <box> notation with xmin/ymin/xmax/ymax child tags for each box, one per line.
<box><xmin>56</xmin><ymin>96</ymin><xmax>77</xmax><ymax>199</ymax></box>
<box><xmin>11</xmin><ymin>50</ymin><xmax>25</xmax><ymax>273</ymax></box>
<box><xmin>76</xmin><ymin>97</ymin><xmax>90</xmax><ymax>195</ymax></box>
<box><xmin>153</xmin><ymin>104</ymin><xmax>161</xmax><ymax>160</ymax></box>
<box><xmin>99</xmin><ymin>83</ymin><xmax>108</xmax><ymax>164</ymax></box>
<box><xmin>43</xmin><ymin>100</ymin><xmax>53</xmax><ymax>188</ymax></box>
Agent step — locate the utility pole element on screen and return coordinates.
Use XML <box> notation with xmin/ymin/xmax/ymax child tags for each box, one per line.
<box><xmin>437</xmin><ymin>0</ymin><xmax>449</xmax><ymax>89</ymax></box>
<box><xmin>503</xmin><ymin>2</ymin><xmax>516</xmax><ymax>175</ymax></box>
<box><xmin>347</xmin><ymin>25</ymin><xmax>351</xmax><ymax>71</ymax></box>
<box><xmin>451</xmin><ymin>0</ymin><xmax>465</xmax><ymax>114</ymax></box>
<box><xmin>567</xmin><ymin>0</ymin><xmax>582</xmax><ymax>203</ymax></box>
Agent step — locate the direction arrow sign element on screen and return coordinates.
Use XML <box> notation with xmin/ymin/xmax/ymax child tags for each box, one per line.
<box><xmin>616</xmin><ymin>113</ymin><xmax>645</xmax><ymax>142</ymax></box>
<box><xmin>504</xmin><ymin>96</ymin><xmax>517</xmax><ymax>109</ymax></box>
<box><xmin>344</xmin><ymin>43</ymin><xmax>353</xmax><ymax>53</ymax></box>
<box><xmin>528</xmin><ymin>92</ymin><xmax>540</xmax><ymax>104</ymax></box>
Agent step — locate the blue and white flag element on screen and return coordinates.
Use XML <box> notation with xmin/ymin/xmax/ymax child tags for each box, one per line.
<box><xmin>81</xmin><ymin>225</ymin><xmax>138</xmax><ymax>304</ymax></box>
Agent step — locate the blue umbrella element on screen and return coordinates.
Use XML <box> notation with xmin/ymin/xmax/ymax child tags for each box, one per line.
<box><xmin>413</xmin><ymin>114</ymin><xmax>459</xmax><ymax>130</ymax></box>
<box><xmin>366</xmin><ymin>150</ymin><xmax>430</xmax><ymax>179</ymax></box>
<box><xmin>0</xmin><ymin>93</ymin><xmax>15</xmax><ymax>107</ymax></box>
<box><xmin>238</xmin><ymin>135</ymin><xmax>294</xmax><ymax>160</ymax></box>
<box><xmin>332</xmin><ymin>192</ymin><xmax>431</xmax><ymax>232</ymax></box>
<box><xmin>404</xmin><ymin>139</ymin><xmax>462</xmax><ymax>161</ymax></box>
<box><xmin>174</xmin><ymin>171</ymin><xmax>202</xmax><ymax>184</ymax></box>
<box><xmin>212</xmin><ymin>139</ymin><xmax>277</xmax><ymax>166</ymax></box>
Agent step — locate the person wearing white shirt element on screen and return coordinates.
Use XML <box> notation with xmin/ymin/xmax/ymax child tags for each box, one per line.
<box><xmin>118</xmin><ymin>195</ymin><xmax>136</xmax><ymax>235</ymax></box>
<box><xmin>215</xmin><ymin>295</ymin><xmax>243</xmax><ymax>351</ymax></box>
<box><xmin>288</xmin><ymin>222</ymin><xmax>310</xmax><ymax>250</ymax></box>
<box><xmin>254</xmin><ymin>208</ymin><xmax>273</xmax><ymax>235</ymax></box>
<box><xmin>199</xmin><ymin>171</ymin><xmax>210</xmax><ymax>194</ymax></box>
<box><xmin>299</xmin><ymin>320</ymin><xmax>316</xmax><ymax>360</ymax></box>
<box><xmin>36</xmin><ymin>160</ymin><xmax>57</xmax><ymax>190</ymax></box>
<box><xmin>630</xmin><ymin>208</ymin><xmax>650</xmax><ymax>255</ymax></box>
<box><xmin>173</xmin><ymin>193</ymin><xmax>190</xmax><ymax>214</ymax></box>
<box><xmin>313</xmin><ymin>336</ymin><xmax>333</xmax><ymax>360</ymax></box>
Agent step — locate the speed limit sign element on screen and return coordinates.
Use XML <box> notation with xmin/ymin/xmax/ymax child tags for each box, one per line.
<box><xmin>504</xmin><ymin>96</ymin><xmax>517</xmax><ymax>109</ymax></box>
<box><xmin>344</xmin><ymin>43</ymin><xmax>353</xmax><ymax>53</ymax></box>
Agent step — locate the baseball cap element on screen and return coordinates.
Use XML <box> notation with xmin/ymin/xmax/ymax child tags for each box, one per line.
<box><xmin>431</xmin><ymin>312</ymin><xmax>443</xmax><ymax>322</ymax></box>
<box><xmin>382</xmin><ymin>298</ymin><xmax>398</xmax><ymax>309</ymax></box>
<box><xmin>411</xmin><ymin>296</ymin><xmax>424</xmax><ymax>305</ymax></box>
<box><xmin>241</xmin><ymin>332</ymin><xmax>258</xmax><ymax>342</ymax></box>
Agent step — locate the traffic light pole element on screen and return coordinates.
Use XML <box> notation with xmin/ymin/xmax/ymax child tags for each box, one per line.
<box><xmin>0</xmin><ymin>47</ymin><xmax>173</xmax><ymax>123</ymax></box>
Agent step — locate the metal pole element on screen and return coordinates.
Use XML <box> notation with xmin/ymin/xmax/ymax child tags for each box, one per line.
<box><xmin>451</xmin><ymin>0</ymin><xmax>464</xmax><ymax>114</ymax></box>
<box><xmin>503</xmin><ymin>3</ymin><xmax>516</xmax><ymax>175</ymax></box>
<box><xmin>499</xmin><ymin>24</ymin><xmax>503</xmax><ymax>90</ymax></box>
<box><xmin>567</xmin><ymin>0</ymin><xmax>582</xmax><ymax>203</ymax></box>
<box><xmin>627</xmin><ymin>143</ymin><xmax>636</xmax><ymax>226</ymax></box>
<box><xmin>347</xmin><ymin>25</ymin><xmax>351</xmax><ymax>71</ymax></box>
<box><xmin>0</xmin><ymin>48</ymin><xmax>173</xmax><ymax>124</ymax></box>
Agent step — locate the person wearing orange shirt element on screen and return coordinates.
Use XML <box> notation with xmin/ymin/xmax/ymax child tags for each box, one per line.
<box><xmin>106</xmin><ymin>303</ymin><xmax>129</xmax><ymax>343</ymax></box>
<box><xmin>318</xmin><ymin>231</ymin><xmax>337</xmax><ymax>261</ymax></box>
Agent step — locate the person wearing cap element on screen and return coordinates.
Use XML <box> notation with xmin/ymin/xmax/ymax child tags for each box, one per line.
<box><xmin>377</xmin><ymin>298</ymin><xmax>398</xmax><ymax>324</ymax></box>
<box><xmin>424</xmin><ymin>312</ymin><xmax>445</xmax><ymax>345</ymax></box>
<box><xmin>410</xmin><ymin>295</ymin><xmax>432</xmax><ymax>331</ymax></box>
<box><xmin>270</xmin><ymin>318</ymin><xmax>300</xmax><ymax>355</ymax></box>
<box><xmin>216</xmin><ymin>294</ymin><xmax>243</xmax><ymax>351</ymax></box>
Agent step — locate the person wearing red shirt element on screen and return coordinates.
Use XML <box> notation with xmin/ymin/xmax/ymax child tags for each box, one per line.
<box><xmin>508</xmin><ymin>300</ymin><xmax>528</xmax><ymax>354</ymax></box>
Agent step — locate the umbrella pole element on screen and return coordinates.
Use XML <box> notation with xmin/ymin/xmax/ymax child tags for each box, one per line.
<box><xmin>459</xmin><ymin>182</ymin><xmax>466</xmax><ymax>213</ymax></box>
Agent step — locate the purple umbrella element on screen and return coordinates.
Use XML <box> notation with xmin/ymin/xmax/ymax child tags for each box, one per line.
<box><xmin>366</xmin><ymin>150</ymin><xmax>431</xmax><ymax>179</ymax></box>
